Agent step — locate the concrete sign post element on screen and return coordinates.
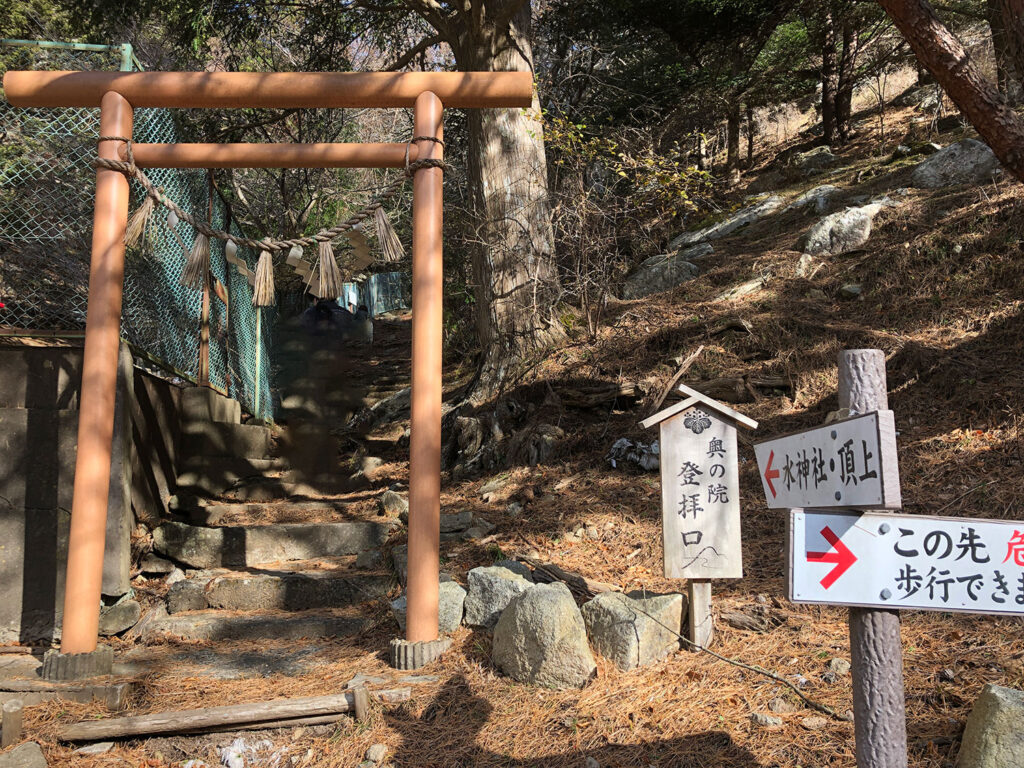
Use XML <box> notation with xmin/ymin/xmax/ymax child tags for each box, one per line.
<box><xmin>642</xmin><ymin>384</ymin><xmax>757</xmax><ymax>647</ymax></box>
<box><xmin>790</xmin><ymin>509</ymin><xmax>1024</xmax><ymax>615</ymax></box>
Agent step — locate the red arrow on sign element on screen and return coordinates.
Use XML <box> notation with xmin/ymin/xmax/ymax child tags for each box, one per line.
<box><xmin>807</xmin><ymin>526</ymin><xmax>857</xmax><ymax>589</ymax></box>
<box><xmin>763</xmin><ymin>450</ymin><xmax>780</xmax><ymax>498</ymax></box>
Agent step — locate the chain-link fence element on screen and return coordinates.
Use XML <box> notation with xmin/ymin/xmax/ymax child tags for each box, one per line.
<box><xmin>0</xmin><ymin>40</ymin><xmax>273</xmax><ymax>420</ymax></box>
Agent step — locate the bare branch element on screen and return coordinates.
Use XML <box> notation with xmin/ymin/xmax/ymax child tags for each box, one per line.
<box><xmin>385</xmin><ymin>34</ymin><xmax>444</xmax><ymax>70</ymax></box>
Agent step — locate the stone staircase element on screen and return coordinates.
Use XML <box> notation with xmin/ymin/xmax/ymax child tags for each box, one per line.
<box><xmin>145</xmin><ymin>315</ymin><xmax>413</xmax><ymax>642</ymax></box>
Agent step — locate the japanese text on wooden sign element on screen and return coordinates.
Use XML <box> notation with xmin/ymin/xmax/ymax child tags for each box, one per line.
<box><xmin>660</xmin><ymin>407</ymin><xmax>743</xmax><ymax>579</ymax></box>
<box><xmin>789</xmin><ymin>509</ymin><xmax>1024</xmax><ymax>615</ymax></box>
<box><xmin>754</xmin><ymin>411</ymin><xmax>900</xmax><ymax>510</ymax></box>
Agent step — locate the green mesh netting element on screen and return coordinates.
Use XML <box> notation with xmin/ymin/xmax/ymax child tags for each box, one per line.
<box><xmin>0</xmin><ymin>42</ymin><xmax>273</xmax><ymax>421</ymax></box>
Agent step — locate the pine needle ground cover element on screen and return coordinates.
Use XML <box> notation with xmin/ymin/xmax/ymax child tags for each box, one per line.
<box><xmin>20</xmin><ymin>110</ymin><xmax>1024</xmax><ymax>768</ymax></box>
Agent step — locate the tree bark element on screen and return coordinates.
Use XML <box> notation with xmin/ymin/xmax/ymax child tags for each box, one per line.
<box><xmin>725</xmin><ymin>103</ymin><xmax>742</xmax><ymax>185</ymax></box>
<box><xmin>746</xmin><ymin>103</ymin><xmax>755</xmax><ymax>167</ymax></box>
<box><xmin>878</xmin><ymin>0</ymin><xmax>1024</xmax><ymax>183</ymax></box>
<box><xmin>452</xmin><ymin>0</ymin><xmax>564</xmax><ymax>398</ymax></box>
<box><xmin>997</xmin><ymin>0</ymin><xmax>1024</xmax><ymax>92</ymax></box>
<box><xmin>836</xmin><ymin>19</ymin><xmax>860</xmax><ymax>141</ymax></box>
<box><xmin>821</xmin><ymin>7</ymin><xmax>839</xmax><ymax>146</ymax></box>
<box><xmin>987</xmin><ymin>0</ymin><xmax>1012</xmax><ymax>95</ymax></box>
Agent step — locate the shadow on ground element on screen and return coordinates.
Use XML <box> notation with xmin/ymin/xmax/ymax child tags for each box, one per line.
<box><xmin>383</xmin><ymin>675</ymin><xmax>763</xmax><ymax>768</ymax></box>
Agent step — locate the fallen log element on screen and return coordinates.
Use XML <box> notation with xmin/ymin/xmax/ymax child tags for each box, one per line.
<box><xmin>681</xmin><ymin>376</ymin><xmax>791</xmax><ymax>403</ymax></box>
<box><xmin>60</xmin><ymin>688</ymin><xmax>372</xmax><ymax>741</ymax></box>
<box><xmin>556</xmin><ymin>381</ymin><xmax>639</xmax><ymax>408</ymax></box>
<box><xmin>521</xmin><ymin>558</ymin><xmax>621</xmax><ymax>599</ymax></box>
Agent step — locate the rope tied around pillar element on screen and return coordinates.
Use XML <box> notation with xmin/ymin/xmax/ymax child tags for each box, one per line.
<box><xmin>94</xmin><ymin>134</ymin><xmax>450</xmax><ymax>304</ymax></box>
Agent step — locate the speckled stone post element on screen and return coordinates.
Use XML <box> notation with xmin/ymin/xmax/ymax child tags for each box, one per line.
<box><xmin>839</xmin><ymin>349</ymin><xmax>907</xmax><ymax>768</ymax></box>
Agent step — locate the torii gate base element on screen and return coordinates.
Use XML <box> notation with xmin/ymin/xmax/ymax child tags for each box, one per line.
<box><xmin>4</xmin><ymin>69</ymin><xmax>532</xmax><ymax>675</ymax></box>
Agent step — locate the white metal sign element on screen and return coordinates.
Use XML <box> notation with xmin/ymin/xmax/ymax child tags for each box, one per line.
<box><xmin>659</xmin><ymin>407</ymin><xmax>742</xmax><ymax>579</ymax></box>
<box><xmin>754</xmin><ymin>411</ymin><xmax>900</xmax><ymax>510</ymax></box>
<box><xmin>789</xmin><ymin>509</ymin><xmax>1024</xmax><ymax>615</ymax></box>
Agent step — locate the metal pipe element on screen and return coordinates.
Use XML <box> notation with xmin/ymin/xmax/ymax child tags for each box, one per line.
<box><xmin>405</xmin><ymin>91</ymin><xmax>443</xmax><ymax>644</ymax></box>
<box><xmin>838</xmin><ymin>349</ymin><xmax>907</xmax><ymax>768</ymax></box>
<box><xmin>60</xmin><ymin>91</ymin><xmax>133</xmax><ymax>654</ymax></box>
<box><xmin>119</xmin><ymin>43</ymin><xmax>133</xmax><ymax>73</ymax></box>
<box><xmin>127</xmin><ymin>142</ymin><xmax>420</xmax><ymax>169</ymax></box>
<box><xmin>0</xmin><ymin>38</ymin><xmax>117</xmax><ymax>52</ymax></box>
<box><xmin>3</xmin><ymin>70</ymin><xmax>534</xmax><ymax>109</ymax></box>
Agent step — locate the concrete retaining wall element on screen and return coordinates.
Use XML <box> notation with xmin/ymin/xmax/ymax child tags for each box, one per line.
<box><xmin>0</xmin><ymin>342</ymin><xmax>187</xmax><ymax>643</ymax></box>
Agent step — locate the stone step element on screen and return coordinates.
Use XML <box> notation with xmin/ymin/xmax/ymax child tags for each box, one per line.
<box><xmin>153</xmin><ymin>520</ymin><xmax>395</xmax><ymax>568</ymax></box>
<box><xmin>166</xmin><ymin>568</ymin><xmax>393</xmax><ymax>613</ymax></box>
<box><xmin>186</xmin><ymin>499</ymin><xmax>350</xmax><ymax>526</ymax></box>
<box><xmin>176</xmin><ymin>456</ymin><xmax>291</xmax><ymax>497</ymax></box>
<box><xmin>145</xmin><ymin>608</ymin><xmax>366</xmax><ymax>642</ymax></box>
<box><xmin>181</xmin><ymin>387</ymin><xmax>241</xmax><ymax>426</ymax></box>
<box><xmin>181</xmin><ymin>422</ymin><xmax>273</xmax><ymax>460</ymax></box>
<box><xmin>220</xmin><ymin>472</ymin><xmax>371</xmax><ymax>502</ymax></box>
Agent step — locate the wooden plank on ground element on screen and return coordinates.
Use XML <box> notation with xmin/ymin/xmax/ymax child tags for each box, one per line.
<box><xmin>59</xmin><ymin>691</ymin><xmax>361</xmax><ymax>741</ymax></box>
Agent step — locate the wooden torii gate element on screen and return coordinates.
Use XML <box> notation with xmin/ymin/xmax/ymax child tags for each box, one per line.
<box><xmin>4</xmin><ymin>70</ymin><xmax>532</xmax><ymax>672</ymax></box>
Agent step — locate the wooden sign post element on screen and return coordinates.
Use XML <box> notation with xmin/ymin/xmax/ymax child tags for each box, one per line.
<box><xmin>642</xmin><ymin>384</ymin><xmax>757</xmax><ymax>647</ymax></box>
<box><xmin>756</xmin><ymin>350</ymin><xmax>907</xmax><ymax>768</ymax></box>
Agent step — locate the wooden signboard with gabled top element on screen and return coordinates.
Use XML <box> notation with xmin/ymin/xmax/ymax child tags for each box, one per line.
<box><xmin>642</xmin><ymin>384</ymin><xmax>757</xmax><ymax>646</ymax></box>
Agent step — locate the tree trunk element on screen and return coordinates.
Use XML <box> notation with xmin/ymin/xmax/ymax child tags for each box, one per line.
<box><xmin>998</xmin><ymin>0</ymin><xmax>1024</xmax><ymax>93</ymax></box>
<box><xmin>821</xmin><ymin>7</ymin><xmax>839</xmax><ymax>146</ymax></box>
<box><xmin>987</xmin><ymin>0</ymin><xmax>1013</xmax><ymax>96</ymax></box>
<box><xmin>455</xmin><ymin>0</ymin><xmax>563</xmax><ymax>399</ymax></box>
<box><xmin>746</xmin><ymin>103</ymin><xmax>755</xmax><ymax>167</ymax></box>
<box><xmin>836</xmin><ymin>18</ymin><xmax>860</xmax><ymax>142</ymax></box>
<box><xmin>878</xmin><ymin>0</ymin><xmax>1024</xmax><ymax>182</ymax></box>
<box><xmin>725</xmin><ymin>103</ymin><xmax>742</xmax><ymax>185</ymax></box>
<box><xmin>697</xmin><ymin>132</ymin><xmax>709</xmax><ymax>171</ymax></box>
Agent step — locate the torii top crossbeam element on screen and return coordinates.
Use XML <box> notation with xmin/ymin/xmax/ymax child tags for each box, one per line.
<box><xmin>4</xmin><ymin>68</ymin><xmax>528</xmax><ymax>673</ymax></box>
<box><xmin>2</xmin><ymin>70</ymin><xmax>533</xmax><ymax>109</ymax></box>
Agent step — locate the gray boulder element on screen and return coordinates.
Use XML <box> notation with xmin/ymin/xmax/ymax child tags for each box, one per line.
<box><xmin>911</xmin><ymin>139</ymin><xmax>1001</xmax><ymax>188</ymax></box>
<box><xmin>391</xmin><ymin>580</ymin><xmax>467</xmax><ymax>634</ymax></box>
<box><xmin>99</xmin><ymin>598</ymin><xmax>142</xmax><ymax>636</ymax></box>
<box><xmin>493</xmin><ymin>560</ymin><xmax>534</xmax><ymax>582</ymax></box>
<box><xmin>785</xmin><ymin>146</ymin><xmax>840</xmax><ymax>179</ymax></box>
<box><xmin>378</xmin><ymin>490</ymin><xmax>408</xmax><ymax>517</ymax></box>
<box><xmin>784</xmin><ymin>185</ymin><xmax>841</xmax><ymax>216</ymax></box>
<box><xmin>0</xmin><ymin>742</ymin><xmax>48</xmax><ymax>768</ymax></box>
<box><xmin>670</xmin><ymin>196</ymin><xmax>783</xmax><ymax>250</ymax></box>
<box><xmin>492</xmin><ymin>582</ymin><xmax>597</xmax><ymax>689</ymax></box>
<box><xmin>958</xmin><ymin>684</ymin><xmax>1024</xmax><ymax>768</ymax></box>
<box><xmin>621</xmin><ymin>245</ymin><xmax>710</xmax><ymax>300</ymax></box>
<box><xmin>581</xmin><ymin>592</ymin><xmax>684</xmax><ymax>670</ymax></box>
<box><xmin>800</xmin><ymin>203</ymin><xmax>885</xmax><ymax>256</ymax></box>
<box><xmin>464</xmin><ymin>566</ymin><xmax>532</xmax><ymax>629</ymax></box>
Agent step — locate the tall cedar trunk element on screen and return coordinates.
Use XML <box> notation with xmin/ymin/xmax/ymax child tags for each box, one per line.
<box><xmin>725</xmin><ymin>104</ymin><xmax>742</xmax><ymax>184</ymax></box>
<box><xmin>987</xmin><ymin>0</ymin><xmax>1012</xmax><ymax>94</ymax></box>
<box><xmin>697</xmin><ymin>133</ymin><xmax>709</xmax><ymax>171</ymax></box>
<box><xmin>998</xmin><ymin>0</ymin><xmax>1024</xmax><ymax>90</ymax></box>
<box><xmin>821</xmin><ymin>8</ymin><xmax>839</xmax><ymax>146</ymax></box>
<box><xmin>746</xmin><ymin>103</ymin><xmax>755</xmax><ymax>167</ymax></box>
<box><xmin>454</xmin><ymin>0</ymin><xmax>563</xmax><ymax>399</ymax></box>
<box><xmin>878</xmin><ymin>0</ymin><xmax>1024</xmax><ymax>182</ymax></box>
<box><xmin>836</xmin><ymin>20</ymin><xmax>859</xmax><ymax>141</ymax></box>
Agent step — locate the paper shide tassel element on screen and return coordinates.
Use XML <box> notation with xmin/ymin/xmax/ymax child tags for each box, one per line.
<box><xmin>317</xmin><ymin>240</ymin><xmax>344</xmax><ymax>300</ymax></box>
<box><xmin>124</xmin><ymin>194</ymin><xmax>155</xmax><ymax>247</ymax></box>
<box><xmin>374</xmin><ymin>206</ymin><xmax>405</xmax><ymax>263</ymax></box>
<box><xmin>179</xmin><ymin>232</ymin><xmax>210</xmax><ymax>290</ymax></box>
<box><xmin>252</xmin><ymin>244</ymin><xmax>276</xmax><ymax>307</ymax></box>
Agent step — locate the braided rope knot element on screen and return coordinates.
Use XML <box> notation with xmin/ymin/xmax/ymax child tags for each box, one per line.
<box><xmin>94</xmin><ymin>134</ymin><xmax>450</xmax><ymax>252</ymax></box>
